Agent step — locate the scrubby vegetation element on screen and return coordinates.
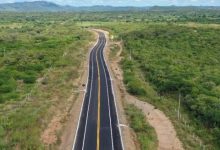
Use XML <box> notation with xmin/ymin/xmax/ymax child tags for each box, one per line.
<box><xmin>123</xmin><ymin>24</ymin><xmax>220</xmax><ymax>145</ymax></box>
<box><xmin>123</xmin><ymin>25</ymin><xmax>220</xmax><ymax>129</ymax></box>
<box><xmin>0</xmin><ymin>13</ymin><xmax>92</xmax><ymax>149</ymax></box>
<box><xmin>71</xmin><ymin>8</ymin><xmax>220</xmax><ymax>23</ymax></box>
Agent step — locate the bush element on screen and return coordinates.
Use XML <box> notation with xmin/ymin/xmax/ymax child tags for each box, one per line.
<box><xmin>22</xmin><ymin>75</ymin><xmax>37</xmax><ymax>84</ymax></box>
<box><xmin>0</xmin><ymin>78</ymin><xmax>16</xmax><ymax>93</ymax></box>
<box><xmin>127</xmin><ymin>79</ymin><xmax>146</xmax><ymax>96</ymax></box>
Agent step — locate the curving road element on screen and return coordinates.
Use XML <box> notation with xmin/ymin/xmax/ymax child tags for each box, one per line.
<box><xmin>72</xmin><ymin>31</ymin><xmax>123</xmax><ymax>150</ymax></box>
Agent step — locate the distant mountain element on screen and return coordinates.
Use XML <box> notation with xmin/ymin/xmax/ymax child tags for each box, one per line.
<box><xmin>0</xmin><ymin>1</ymin><xmax>65</xmax><ymax>12</ymax></box>
<box><xmin>0</xmin><ymin>1</ymin><xmax>150</xmax><ymax>12</ymax></box>
<box><xmin>0</xmin><ymin>1</ymin><xmax>219</xmax><ymax>12</ymax></box>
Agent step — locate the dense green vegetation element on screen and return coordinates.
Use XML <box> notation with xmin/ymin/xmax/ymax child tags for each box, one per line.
<box><xmin>123</xmin><ymin>24</ymin><xmax>220</xmax><ymax>132</ymax></box>
<box><xmin>0</xmin><ymin>13</ymin><xmax>92</xmax><ymax>149</ymax></box>
<box><xmin>72</xmin><ymin>8</ymin><xmax>220</xmax><ymax>23</ymax></box>
<box><xmin>125</xmin><ymin>104</ymin><xmax>157</xmax><ymax>150</ymax></box>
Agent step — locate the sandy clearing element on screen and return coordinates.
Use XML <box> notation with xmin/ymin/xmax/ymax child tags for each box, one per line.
<box><xmin>126</xmin><ymin>95</ymin><xmax>184</xmax><ymax>150</ymax></box>
<box><xmin>41</xmin><ymin>113</ymin><xmax>62</xmax><ymax>145</ymax></box>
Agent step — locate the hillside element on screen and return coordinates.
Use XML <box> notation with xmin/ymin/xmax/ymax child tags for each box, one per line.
<box><xmin>0</xmin><ymin>1</ymin><xmax>64</xmax><ymax>12</ymax></box>
<box><xmin>0</xmin><ymin>1</ymin><xmax>150</xmax><ymax>12</ymax></box>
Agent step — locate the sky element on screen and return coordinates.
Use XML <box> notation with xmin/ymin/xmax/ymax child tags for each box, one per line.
<box><xmin>0</xmin><ymin>0</ymin><xmax>219</xmax><ymax>6</ymax></box>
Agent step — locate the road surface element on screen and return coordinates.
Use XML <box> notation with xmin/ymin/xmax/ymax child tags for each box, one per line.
<box><xmin>72</xmin><ymin>31</ymin><xmax>123</xmax><ymax>150</ymax></box>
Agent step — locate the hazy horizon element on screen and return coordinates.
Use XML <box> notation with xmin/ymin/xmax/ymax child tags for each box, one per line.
<box><xmin>0</xmin><ymin>0</ymin><xmax>219</xmax><ymax>7</ymax></box>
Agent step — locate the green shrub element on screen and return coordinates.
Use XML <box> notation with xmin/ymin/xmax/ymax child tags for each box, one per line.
<box><xmin>127</xmin><ymin>79</ymin><xmax>146</xmax><ymax>96</ymax></box>
<box><xmin>0</xmin><ymin>78</ymin><xmax>16</xmax><ymax>93</ymax></box>
<box><xmin>22</xmin><ymin>75</ymin><xmax>37</xmax><ymax>84</ymax></box>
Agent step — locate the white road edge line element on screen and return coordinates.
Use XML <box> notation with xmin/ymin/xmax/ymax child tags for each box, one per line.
<box><xmin>102</xmin><ymin>32</ymin><xmax>125</xmax><ymax>150</ymax></box>
<box><xmin>81</xmin><ymin>47</ymin><xmax>94</xmax><ymax>150</ymax></box>
<box><xmin>99</xmin><ymin>36</ymin><xmax>114</xmax><ymax>150</ymax></box>
<box><xmin>72</xmin><ymin>34</ymin><xmax>99</xmax><ymax>150</ymax></box>
<box><xmin>119</xmin><ymin>124</ymin><xmax>129</xmax><ymax>128</ymax></box>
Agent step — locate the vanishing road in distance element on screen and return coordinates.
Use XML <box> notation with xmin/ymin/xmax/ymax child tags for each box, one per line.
<box><xmin>72</xmin><ymin>31</ymin><xmax>123</xmax><ymax>150</ymax></box>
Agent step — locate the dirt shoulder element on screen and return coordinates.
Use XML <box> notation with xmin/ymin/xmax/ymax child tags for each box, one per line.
<box><xmin>101</xmin><ymin>29</ymin><xmax>184</xmax><ymax>150</ymax></box>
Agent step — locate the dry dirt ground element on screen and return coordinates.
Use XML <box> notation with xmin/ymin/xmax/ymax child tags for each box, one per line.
<box><xmin>101</xmin><ymin>30</ymin><xmax>184</xmax><ymax>150</ymax></box>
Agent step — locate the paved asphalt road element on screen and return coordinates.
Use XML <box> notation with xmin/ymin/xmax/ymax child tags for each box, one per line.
<box><xmin>72</xmin><ymin>31</ymin><xmax>123</xmax><ymax>150</ymax></box>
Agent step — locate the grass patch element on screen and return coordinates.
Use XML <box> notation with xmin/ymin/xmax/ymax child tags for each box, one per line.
<box><xmin>125</xmin><ymin>104</ymin><xmax>157</xmax><ymax>150</ymax></box>
<box><xmin>109</xmin><ymin>43</ymin><xmax>120</xmax><ymax>60</ymax></box>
